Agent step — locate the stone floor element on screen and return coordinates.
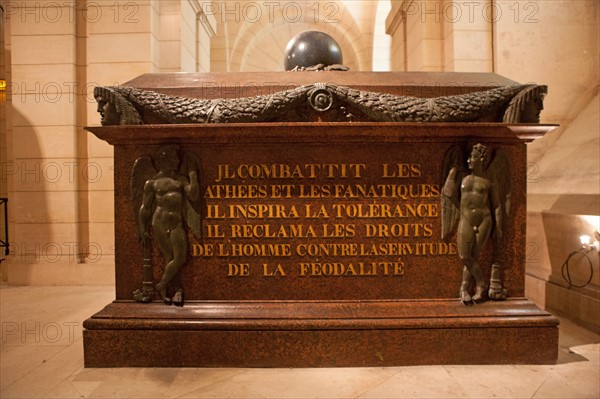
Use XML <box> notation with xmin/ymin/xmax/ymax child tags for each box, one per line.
<box><xmin>0</xmin><ymin>285</ymin><xmax>598</xmax><ymax>399</ymax></box>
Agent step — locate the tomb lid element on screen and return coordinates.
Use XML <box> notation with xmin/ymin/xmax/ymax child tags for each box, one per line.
<box><xmin>93</xmin><ymin>72</ymin><xmax>546</xmax><ymax>125</ymax></box>
<box><xmin>122</xmin><ymin>71</ymin><xmax>519</xmax><ymax>100</ymax></box>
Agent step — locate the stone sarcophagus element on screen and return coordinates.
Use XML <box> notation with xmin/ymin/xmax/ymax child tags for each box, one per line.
<box><xmin>83</xmin><ymin>72</ymin><xmax>559</xmax><ymax>367</ymax></box>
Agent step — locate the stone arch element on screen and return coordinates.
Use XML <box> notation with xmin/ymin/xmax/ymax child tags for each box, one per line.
<box><xmin>225</xmin><ymin>2</ymin><xmax>368</xmax><ymax>72</ymax></box>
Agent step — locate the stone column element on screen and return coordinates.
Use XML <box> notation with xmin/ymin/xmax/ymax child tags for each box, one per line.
<box><xmin>155</xmin><ymin>0</ymin><xmax>215</xmax><ymax>73</ymax></box>
<box><xmin>386</xmin><ymin>0</ymin><xmax>444</xmax><ymax>71</ymax></box>
<box><xmin>443</xmin><ymin>0</ymin><xmax>493</xmax><ymax>72</ymax></box>
<box><xmin>3</xmin><ymin>0</ymin><xmax>167</xmax><ymax>284</ymax></box>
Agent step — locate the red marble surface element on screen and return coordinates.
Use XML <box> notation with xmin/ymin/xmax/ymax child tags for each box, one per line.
<box><xmin>87</xmin><ymin>123</ymin><xmax>546</xmax><ymax>302</ymax></box>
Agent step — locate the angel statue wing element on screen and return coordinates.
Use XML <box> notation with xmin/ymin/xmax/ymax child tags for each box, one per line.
<box><xmin>130</xmin><ymin>156</ymin><xmax>157</xmax><ymax>241</ymax></box>
<box><xmin>485</xmin><ymin>148</ymin><xmax>512</xmax><ymax>242</ymax></box>
<box><xmin>440</xmin><ymin>146</ymin><xmax>467</xmax><ymax>241</ymax></box>
<box><xmin>180</xmin><ymin>151</ymin><xmax>202</xmax><ymax>240</ymax></box>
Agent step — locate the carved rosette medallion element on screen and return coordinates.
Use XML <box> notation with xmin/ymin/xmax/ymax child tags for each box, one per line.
<box><xmin>307</xmin><ymin>86</ymin><xmax>334</xmax><ymax>112</ymax></box>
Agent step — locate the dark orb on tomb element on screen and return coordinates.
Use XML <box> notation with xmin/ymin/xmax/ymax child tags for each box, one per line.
<box><xmin>283</xmin><ymin>31</ymin><xmax>343</xmax><ymax>71</ymax></box>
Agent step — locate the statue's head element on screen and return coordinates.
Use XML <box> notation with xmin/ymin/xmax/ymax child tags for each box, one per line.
<box><xmin>156</xmin><ymin>145</ymin><xmax>180</xmax><ymax>172</ymax></box>
<box><xmin>93</xmin><ymin>86</ymin><xmax>142</xmax><ymax>126</ymax></box>
<box><xmin>503</xmin><ymin>84</ymin><xmax>547</xmax><ymax>123</ymax></box>
<box><xmin>521</xmin><ymin>96</ymin><xmax>544</xmax><ymax>123</ymax></box>
<box><xmin>94</xmin><ymin>87</ymin><xmax>121</xmax><ymax>126</ymax></box>
<box><xmin>468</xmin><ymin>143</ymin><xmax>490</xmax><ymax>170</ymax></box>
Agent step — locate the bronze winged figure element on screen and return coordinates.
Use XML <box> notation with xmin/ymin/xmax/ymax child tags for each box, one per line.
<box><xmin>130</xmin><ymin>145</ymin><xmax>202</xmax><ymax>306</ymax></box>
<box><xmin>441</xmin><ymin>143</ymin><xmax>511</xmax><ymax>304</ymax></box>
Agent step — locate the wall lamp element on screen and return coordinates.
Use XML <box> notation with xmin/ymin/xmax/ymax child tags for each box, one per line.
<box><xmin>562</xmin><ymin>231</ymin><xmax>599</xmax><ymax>289</ymax></box>
<box><xmin>579</xmin><ymin>231</ymin><xmax>600</xmax><ymax>252</ymax></box>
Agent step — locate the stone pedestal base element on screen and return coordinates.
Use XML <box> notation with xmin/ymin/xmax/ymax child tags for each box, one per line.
<box><xmin>83</xmin><ymin>298</ymin><xmax>558</xmax><ymax>367</ymax></box>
